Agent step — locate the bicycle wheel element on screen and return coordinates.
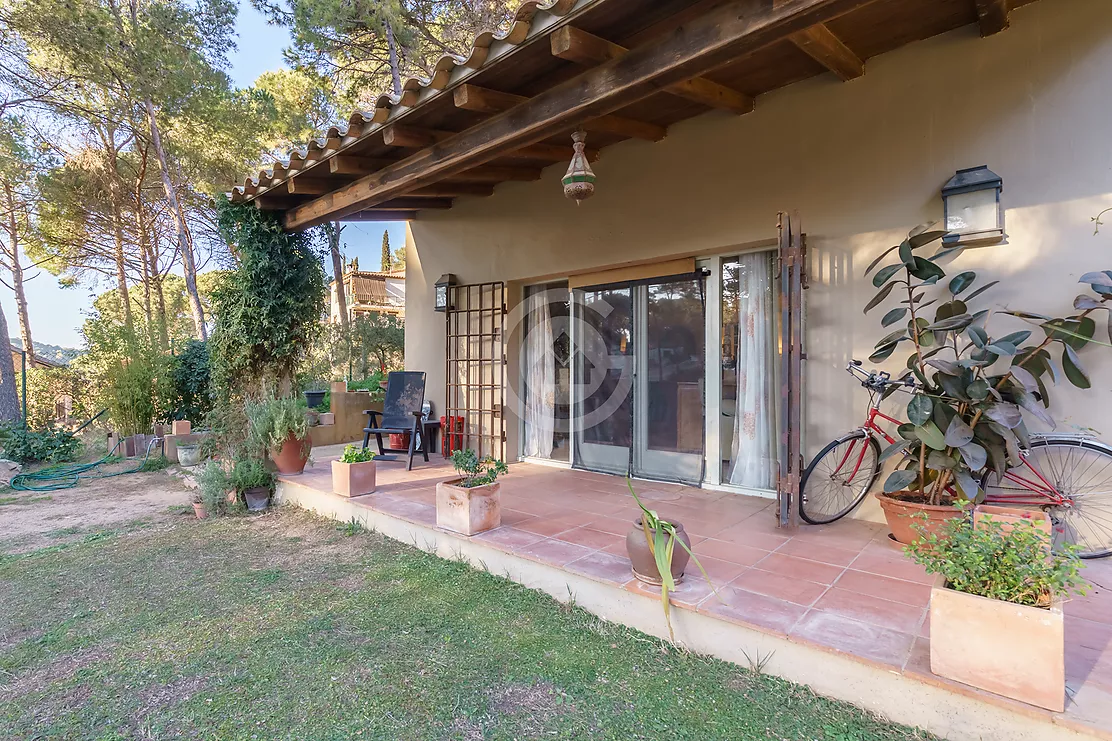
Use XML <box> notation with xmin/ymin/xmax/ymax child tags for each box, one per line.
<box><xmin>799</xmin><ymin>431</ymin><xmax>880</xmax><ymax>525</ymax></box>
<box><xmin>981</xmin><ymin>437</ymin><xmax>1112</xmax><ymax>558</ymax></box>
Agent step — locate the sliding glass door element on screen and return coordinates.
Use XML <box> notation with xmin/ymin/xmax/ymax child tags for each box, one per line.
<box><xmin>574</xmin><ymin>286</ymin><xmax>633</xmax><ymax>475</ymax></box>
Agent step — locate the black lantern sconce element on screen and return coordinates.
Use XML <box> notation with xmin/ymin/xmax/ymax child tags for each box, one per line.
<box><xmin>942</xmin><ymin>165</ymin><xmax>1004</xmax><ymax>246</ymax></box>
<box><xmin>434</xmin><ymin>273</ymin><xmax>456</xmax><ymax>312</ymax></box>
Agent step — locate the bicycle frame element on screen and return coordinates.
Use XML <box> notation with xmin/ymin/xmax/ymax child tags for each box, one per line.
<box><xmin>833</xmin><ymin>392</ymin><xmax>1071</xmax><ymax>508</ymax></box>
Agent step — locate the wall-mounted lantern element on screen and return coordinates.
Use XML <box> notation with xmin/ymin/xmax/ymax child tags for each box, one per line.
<box><xmin>942</xmin><ymin>165</ymin><xmax>1004</xmax><ymax>246</ymax></box>
<box><xmin>435</xmin><ymin>273</ymin><xmax>456</xmax><ymax>313</ymax></box>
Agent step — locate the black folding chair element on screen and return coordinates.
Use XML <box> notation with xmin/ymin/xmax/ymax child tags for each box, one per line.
<box><xmin>362</xmin><ymin>371</ymin><xmax>428</xmax><ymax>471</ymax></box>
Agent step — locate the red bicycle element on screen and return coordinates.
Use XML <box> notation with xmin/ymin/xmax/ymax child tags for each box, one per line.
<box><xmin>799</xmin><ymin>361</ymin><xmax>1112</xmax><ymax>558</ymax></box>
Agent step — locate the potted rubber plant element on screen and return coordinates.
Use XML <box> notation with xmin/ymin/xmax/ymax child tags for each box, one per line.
<box><xmin>435</xmin><ymin>449</ymin><xmax>508</xmax><ymax>536</ymax></box>
<box><xmin>625</xmin><ymin>478</ymin><xmax>715</xmax><ymax>642</ymax></box>
<box><xmin>233</xmin><ymin>457</ymin><xmax>274</xmax><ymax>512</ymax></box>
<box><xmin>906</xmin><ymin>508</ymin><xmax>1087</xmax><ymax>711</ymax></box>
<box><xmin>864</xmin><ymin>225</ymin><xmax>1112</xmax><ymax>542</ymax></box>
<box><xmin>332</xmin><ymin>444</ymin><xmax>377</xmax><ymax>497</ymax></box>
<box><xmin>246</xmin><ymin>395</ymin><xmax>312</xmax><ymax>475</ymax></box>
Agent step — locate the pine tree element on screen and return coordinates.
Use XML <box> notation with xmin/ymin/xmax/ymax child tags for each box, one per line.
<box><xmin>380</xmin><ymin>230</ymin><xmax>391</xmax><ymax>272</ymax></box>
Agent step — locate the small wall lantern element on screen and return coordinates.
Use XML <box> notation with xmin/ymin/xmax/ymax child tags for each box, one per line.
<box><xmin>942</xmin><ymin>165</ymin><xmax>1004</xmax><ymax>246</ymax></box>
<box><xmin>435</xmin><ymin>273</ymin><xmax>456</xmax><ymax>312</ymax></box>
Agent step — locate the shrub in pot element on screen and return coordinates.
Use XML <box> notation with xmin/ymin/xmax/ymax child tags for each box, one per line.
<box><xmin>332</xmin><ymin>445</ymin><xmax>377</xmax><ymax>498</ymax></box>
<box><xmin>197</xmin><ymin>461</ymin><xmax>234</xmax><ymax>516</ymax></box>
<box><xmin>906</xmin><ymin>508</ymin><xmax>1087</xmax><ymax>711</ymax></box>
<box><xmin>625</xmin><ymin>478</ymin><xmax>715</xmax><ymax>642</ymax></box>
<box><xmin>436</xmin><ymin>449</ymin><xmax>508</xmax><ymax>536</ymax></box>
<box><xmin>246</xmin><ymin>395</ymin><xmax>312</xmax><ymax>475</ymax></box>
<box><xmin>233</xmin><ymin>457</ymin><xmax>274</xmax><ymax>512</ymax></box>
<box><xmin>189</xmin><ymin>490</ymin><xmax>207</xmax><ymax>520</ymax></box>
<box><xmin>864</xmin><ymin>226</ymin><xmax>1112</xmax><ymax>542</ymax></box>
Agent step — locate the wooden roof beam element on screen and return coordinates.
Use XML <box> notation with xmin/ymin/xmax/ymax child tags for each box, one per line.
<box><xmin>288</xmin><ymin>177</ymin><xmax>343</xmax><ymax>196</ymax></box>
<box><xmin>454</xmin><ymin>85</ymin><xmax>612</xmax><ymax>152</ymax></box>
<box><xmin>329</xmin><ymin>156</ymin><xmax>397</xmax><ymax>175</ymax></box>
<box><xmin>773</xmin><ymin>0</ymin><xmax>863</xmax><ymax>80</ymax></box>
<box><xmin>369</xmin><ymin>198</ymin><xmax>453</xmax><ymax>210</ymax></box>
<box><xmin>975</xmin><ymin>0</ymin><xmax>1010</xmax><ymax>36</ymax></box>
<box><xmin>383</xmin><ymin>125</ymin><xmax>452</xmax><ymax>149</ymax></box>
<box><xmin>551</xmin><ymin>26</ymin><xmax>754</xmax><ymax>115</ymax></box>
<box><xmin>345</xmin><ymin>210</ymin><xmax>417</xmax><ymax>221</ymax></box>
<box><xmin>285</xmin><ymin>0</ymin><xmax>880</xmax><ymax>229</ymax></box>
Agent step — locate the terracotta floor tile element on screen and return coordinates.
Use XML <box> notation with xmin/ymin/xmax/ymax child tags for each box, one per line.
<box><xmin>774</xmin><ymin>539</ymin><xmax>863</xmax><ymax>567</ymax></box>
<box><xmin>472</xmin><ymin>526</ymin><xmax>546</xmax><ymax>551</ymax></box>
<box><xmin>699</xmin><ymin>587</ymin><xmax>808</xmax><ymax>636</ymax></box>
<box><xmin>751</xmin><ymin>553</ymin><xmax>846</xmax><ymax>585</ymax></box>
<box><xmin>730</xmin><ymin>568</ymin><xmax>829</xmax><ymax>606</ymax></box>
<box><xmin>790</xmin><ymin>609</ymin><xmax>915</xmax><ymax>667</ymax></box>
<box><xmin>811</xmin><ymin>587</ymin><xmax>926</xmax><ymax>634</ymax></box>
<box><xmin>692</xmin><ymin>555</ymin><xmax>749</xmax><ymax>585</ymax></box>
<box><xmin>583</xmin><ymin>515</ymin><xmax>636</xmax><ymax>536</ymax></box>
<box><xmin>565</xmin><ymin>551</ymin><xmax>634</xmax><ymax>586</ymax></box>
<box><xmin>556</xmin><ymin>526</ymin><xmax>623</xmax><ymax>551</ymax></box>
<box><xmin>834</xmin><ymin>569</ymin><xmax>932</xmax><ymax>608</ymax></box>
<box><xmin>515</xmin><ymin>515</ymin><xmax>582</xmax><ymax>537</ymax></box>
<box><xmin>848</xmin><ymin>552</ymin><xmax>932</xmax><ymax>584</ymax></box>
<box><xmin>903</xmin><ymin>636</ymin><xmax>932</xmax><ymax>675</ymax></box>
<box><xmin>517</xmin><ymin>538</ymin><xmax>596</xmax><ymax>566</ymax></box>
<box><xmin>712</xmin><ymin>526</ymin><xmax>791</xmax><ymax>552</ymax></box>
<box><xmin>694</xmin><ymin>538</ymin><xmax>771</xmax><ymax>566</ymax></box>
<box><xmin>626</xmin><ymin>573</ymin><xmax>717</xmax><ymax>608</ymax></box>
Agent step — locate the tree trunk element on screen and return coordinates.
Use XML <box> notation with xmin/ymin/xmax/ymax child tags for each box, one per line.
<box><xmin>327</xmin><ymin>222</ymin><xmax>349</xmax><ymax>331</ymax></box>
<box><xmin>132</xmin><ymin>146</ymin><xmax>157</xmax><ymax>350</ymax></box>
<box><xmin>154</xmin><ymin>268</ymin><xmax>170</xmax><ymax>349</ymax></box>
<box><xmin>385</xmin><ymin>18</ymin><xmax>403</xmax><ymax>96</ymax></box>
<box><xmin>1</xmin><ymin>180</ymin><xmax>32</xmax><ymax>360</ymax></box>
<box><xmin>144</xmin><ymin>99</ymin><xmax>207</xmax><ymax>340</ymax></box>
<box><xmin>0</xmin><ymin>299</ymin><xmax>22</xmax><ymax>421</ymax></box>
<box><xmin>101</xmin><ymin>127</ymin><xmax>133</xmax><ymax>332</ymax></box>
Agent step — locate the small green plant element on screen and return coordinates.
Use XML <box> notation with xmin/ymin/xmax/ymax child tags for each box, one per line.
<box><xmin>340</xmin><ymin>444</ymin><xmax>375</xmax><ymax>464</ymax></box>
<box><xmin>627</xmin><ymin>477</ymin><xmax>716</xmax><ymax>642</ymax></box>
<box><xmin>904</xmin><ymin>506</ymin><xmax>1088</xmax><ymax>607</ymax></box>
<box><xmin>0</xmin><ymin>423</ymin><xmax>81</xmax><ymax>463</ymax></box>
<box><xmin>449</xmin><ymin>449</ymin><xmax>508</xmax><ymax>488</ymax></box>
<box><xmin>231</xmin><ymin>457</ymin><xmax>274</xmax><ymax>493</ymax></box>
<box><xmin>246</xmin><ymin>394</ymin><xmax>309</xmax><ymax>454</ymax></box>
<box><xmin>139</xmin><ymin>455</ymin><xmax>170</xmax><ymax>472</ymax></box>
<box><xmin>197</xmin><ymin>461</ymin><xmax>232</xmax><ymax>515</ymax></box>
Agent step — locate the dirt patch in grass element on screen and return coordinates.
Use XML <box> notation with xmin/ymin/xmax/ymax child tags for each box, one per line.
<box><xmin>0</xmin><ymin>469</ymin><xmax>190</xmax><ymax>554</ymax></box>
<box><xmin>2</xmin><ymin>648</ymin><xmax>111</xmax><ymax>699</ymax></box>
<box><xmin>135</xmin><ymin>675</ymin><xmax>208</xmax><ymax>719</ymax></box>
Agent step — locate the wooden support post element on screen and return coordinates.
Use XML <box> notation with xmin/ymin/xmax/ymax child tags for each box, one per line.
<box><xmin>975</xmin><ymin>0</ymin><xmax>1010</xmax><ymax>36</ymax></box>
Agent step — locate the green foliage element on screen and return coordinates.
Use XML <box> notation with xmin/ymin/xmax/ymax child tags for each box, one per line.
<box><xmin>381</xmin><ymin>230</ymin><xmax>391</xmax><ymax>271</ymax></box>
<box><xmin>211</xmin><ymin>201</ymin><xmax>327</xmax><ymax>396</ymax></box>
<box><xmin>197</xmin><ymin>460</ymin><xmax>232</xmax><ymax>515</ymax></box>
<box><xmin>246</xmin><ymin>394</ymin><xmax>309</xmax><ymax>454</ymax></box>
<box><xmin>0</xmin><ymin>423</ymin><xmax>80</xmax><ymax>463</ymax></box>
<box><xmin>905</xmin><ymin>508</ymin><xmax>1088</xmax><ymax>607</ymax></box>
<box><xmin>299</xmin><ymin>314</ymin><xmax>401</xmax><ymax>393</ymax></box>
<box><xmin>231</xmin><ymin>457</ymin><xmax>273</xmax><ymax>493</ymax></box>
<box><xmin>340</xmin><ymin>444</ymin><xmax>375</xmax><ymax>464</ymax></box>
<box><xmin>865</xmin><ymin>225</ymin><xmax>1112</xmax><ymax>504</ymax></box>
<box><xmin>165</xmin><ymin>340</ymin><xmax>212</xmax><ymax>423</ymax></box>
<box><xmin>22</xmin><ymin>365</ymin><xmax>94</xmax><ymax>430</ymax></box>
<box><xmin>105</xmin><ymin>352</ymin><xmax>166</xmax><ymax>437</ymax></box>
<box><xmin>449</xmin><ymin>449</ymin><xmax>508</xmax><ymax>488</ymax></box>
<box><xmin>139</xmin><ymin>455</ymin><xmax>170</xmax><ymax>472</ymax></box>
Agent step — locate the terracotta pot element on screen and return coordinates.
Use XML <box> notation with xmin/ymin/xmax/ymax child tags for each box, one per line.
<box><xmin>875</xmin><ymin>492</ymin><xmax>965</xmax><ymax>545</ymax></box>
<box><xmin>435</xmin><ymin>479</ymin><xmax>501</xmax><ymax>536</ymax></box>
<box><xmin>271</xmin><ymin>433</ymin><xmax>311</xmax><ymax>475</ymax></box>
<box><xmin>192</xmin><ymin>502</ymin><xmax>208</xmax><ymax>520</ymax></box>
<box><xmin>332</xmin><ymin>459</ymin><xmax>376</xmax><ymax>497</ymax></box>
<box><xmin>226</xmin><ymin>489</ymin><xmax>237</xmax><ymax>504</ymax></box>
<box><xmin>930</xmin><ymin>575</ymin><xmax>1064</xmax><ymax>711</ymax></box>
<box><xmin>626</xmin><ymin>519</ymin><xmax>691</xmax><ymax>585</ymax></box>
<box><xmin>243</xmin><ymin>486</ymin><xmax>270</xmax><ymax>512</ymax></box>
<box><xmin>389</xmin><ymin>432</ymin><xmax>411</xmax><ymax>450</ymax></box>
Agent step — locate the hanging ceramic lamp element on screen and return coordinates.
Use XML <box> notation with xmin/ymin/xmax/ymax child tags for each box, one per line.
<box><xmin>562</xmin><ymin>128</ymin><xmax>595</xmax><ymax>204</ymax></box>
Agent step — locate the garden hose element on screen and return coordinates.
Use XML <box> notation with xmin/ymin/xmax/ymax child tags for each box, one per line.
<box><xmin>10</xmin><ymin>437</ymin><xmax>162</xmax><ymax>492</ymax></box>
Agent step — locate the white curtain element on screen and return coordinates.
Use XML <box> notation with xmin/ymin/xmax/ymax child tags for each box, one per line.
<box><xmin>727</xmin><ymin>252</ymin><xmax>777</xmax><ymax>489</ymax></box>
<box><xmin>523</xmin><ymin>290</ymin><xmax>556</xmax><ymax>458</ymax></box>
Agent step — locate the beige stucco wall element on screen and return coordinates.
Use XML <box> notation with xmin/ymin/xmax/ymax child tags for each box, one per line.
<box><xmin>405</xmin><ymin>0</ymin><xmax>1112</xmax><ymax>519</ymax></box>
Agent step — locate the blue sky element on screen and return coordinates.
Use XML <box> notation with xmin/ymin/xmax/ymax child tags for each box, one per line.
<box><xmin>6</xmin><ymin>1</ymin><xmax>407</xmax><ymax>349</ymax></box>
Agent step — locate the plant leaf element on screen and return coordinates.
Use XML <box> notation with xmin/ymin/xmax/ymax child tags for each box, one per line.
<box><xmin>879</xmin><ymin>439</ymin><xmax>912</xmax><ymax>462</ymax></box>
<box><xmin>997</xmin><ymin>330</ymin><xmax>1032</xmax><ymax>346</ymax></box>
<box><xmin>881</xmin><ymin>307</ymin><xmax>908</xmax><ymax>327</ymax></box>
<box><xmin>927</xmin><ymin>314</ymin><xmax>974</xmax><ymax>332</ymax></box>
<box><xmin>1062</xmin><ymin>345</ymin><xmax>1091</xmax><ymax>389</ymax></box>
<box><xmin>865</xmin><ymin>244</ymin><xmax>900</xmax><ymax>276</ymax></box>
<box><xmin>967</xmin><ymin>325</ymin><xmax>988</xmax><ymax>349</ymax></box>
<box><xmin>1074</xmin><ymin>294</ymin><xmax>1105</xmax><ymax>311</ymax></box>
<box><xmin>915</xmin><ymin>421</ymin><xmax>946</xmax><ymax>450</ymax></box>
<box><xmin>864</xmin><ymin>282</ymin><xmax>897</xmax><ymax>314</ymax></box>
<box><xmin>984</xmin><ymin>402</ymin><xmax>1023</xmax><ymax>429</ymax></box>
<box><xmin>985</xmin><ymin>341</ymin><xmax>1017</xmax><ymax>356</ymax></box>
<box><xmin>869</xmin><ymin>343</ymin><xmax>899</xmax><ymax>363</ymax></box>
<box><xmin>1079</xmin><ymin>271</ymin><xmax>1112</xmax><ymax>290</ymax></box>
<box><xmin>948</xmin><ymin>271</ymin><xmax>976</xmax><ymax>295</ymax></box>
<box><xmin>926</xmin><ymin>358</ymin><xmax>962</xmax><ymax>376</ymax></box>
<box><xmin>907</xmin><ymin>395</ymin><xmax>933</xmax><ymax>426</ymax></box>
<box><xmin>872</xmin><ymin>264</ymin><xmax>903</xmax><ymax>288</ymax></box>
<box><xmin>909</xmin><ymin>256</ymin><xmax>945</xmax><ymax>282</ymax></box>
<box><xmin>963</xmin><ymin>280</ymin><xmax>999</xmax><ymax>302</ymax></box>
<box><xmin>927</xmin><ymin>450</ymin><xmax>958</xmax><ymax>471</ymax></box>
<box><xmin>944</xmin><ymin>416</ymin><xmax>975</xmax><ymax>448</ymax></box>
<box><xmin>908</xmin><ymin>229</ymin><xmax>948</xmax><ymax>249</ymax></box>
<box><xmin>958</xmin><ymin>442</ymin><xmax>988</xmax><ymax>472</ymax></box>
<box><xmin>898</xmin><ymin>240</ymin><xmax>914</xmax><ymax>267</ymax></box>
<box><xmin>966</xmin><ymin>379</ymin><xmax>990</xmax><ymax>401</ymax></box>
<box><xmin>1008</xmin><ymin>363</ymin><xmax>1039</xmax><ymax>392</ymax></box>
<box><xmin>953</xmin><ymin>468</ymin><xmax>982</xmax><ymax>501</ymax></box>
<box><xmin>884</xmin><ymin>470</ymin><xmax>918</xmax><ymax>493</ymax></box>
<box><xmin>1013</xmin><ymin>387</ymin><xmax>1055</xmax><ymax>428</ymax></box>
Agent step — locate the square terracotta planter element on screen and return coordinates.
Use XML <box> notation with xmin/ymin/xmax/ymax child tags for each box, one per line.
<box><xmin>318</xmin><ymin>412</ymin><xmax>336</xmax><ymax>426</ymax></box>
<box><xmin>172</xmin><ymin>420</ymin><xmax>191</xmax><ymax>435</ymax></box>
<box><xmin>332</xmin><ymin>460</ymin><xmax>376</xmax><ymax>497</ymax></box>
<box><xmin>930</xmin><ymin>575</ymin><xmax>1064</xmax><ymax>711</ymax></box>
<box><xmin>436</xmin><ymin>480</ymin><xmax>501</xmax><ymax>536</ymax></box>
<box><xmin>330</xmin><ymin>381</ymin><xmax>347</xmax><ymax>394</ymax></box>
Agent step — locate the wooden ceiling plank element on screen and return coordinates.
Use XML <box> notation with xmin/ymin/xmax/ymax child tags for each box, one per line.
<box><xmin>409</xmin><ymin>184</ymin><xmax>495</xmax><ymax>197</ymax></box>
<box><xmin>345</xmin><ymin>210</ymin><xmax>417</xmax><ymax>221</ymax></box>
<box><xmin>370</xmin><ymin>198</ymin><xmax>453</xmax><ymax>210</ymax></box>
<box><xmin>330</xmin><ymin>156</ymin><xmax>396</xmax><ymax>175</ymax></box>
<box><xmin>975</xmin><ymin>0</ymin><xmax>1010</xmax><ymax>36</ymax></box>
<box><xmin>449</xmin><ymin>165</ymin><xmax>542</xmax><ymax>183</ymax></box>
<box><xmin>453</xmin><ymin>83</ymin><xmax>658</xmax><ymax>144</ymax></box>
<box><xmin>551</xmin><ymin>26</ymin><xmax>754</xmax><ymax>115</ymax></box>
<box><xmin>285</xmin><ymin>0</ymin><xmax>881</xmax><ymax>229</ymax></box>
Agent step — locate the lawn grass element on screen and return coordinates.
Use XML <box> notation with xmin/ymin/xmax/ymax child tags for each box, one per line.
<box><xmin>0</xmin><ymin>508</ymin><xmax>938</xmax><ymax>741</ymax></box>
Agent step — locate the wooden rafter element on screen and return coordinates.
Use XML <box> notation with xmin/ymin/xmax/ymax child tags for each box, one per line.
<box><xmin>345</xmin><ymin>210</ymin><xmax>417</xmax><ymax>221</ymax></box>
<box><xmin>287</xmin><ymin>178</ymin><xmax>337</xmax><ymax>196</ymax></box>
<box><xmin>975</xmin><ymin>0</ymin><xmax>1010</xmax><ymax>36</ymax></box>
<box><xmin>284</xmin><ymin>0</ymin><xmax>886</xmax><ymax>229</ymax></box>
<box><xmin>330</xmin><ymin>156</ymin><xmax>396</xmax><ymax>175</ymax></box>
<box><xmin>370</xmin><ymin>197</ymin><xmax>452</xmax><ymax>210</ymax></box>
<box><xmin>409</xmin><ymin>184</ymin><xmax>495</xmax><ymax>197</ymax></box>
<box><xmin>550</xmin><ymin>26</ymin><xmax>754</xmax><ymax>115</ymax></box>
<box><xmin>773</xmin><ymin>0</ymin><xmax>863</xmax><ymax>80</ymax></box>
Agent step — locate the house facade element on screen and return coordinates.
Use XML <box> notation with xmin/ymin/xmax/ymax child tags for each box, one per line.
<box><xmin>328</xmin><ymin>258</ymin><xmax>406</xmax><ymax>323</ymax></box>
<box><xmin>234</xmin><ymin>0</ymin><xmax>1112</xmax><ymax>523</ymax></box>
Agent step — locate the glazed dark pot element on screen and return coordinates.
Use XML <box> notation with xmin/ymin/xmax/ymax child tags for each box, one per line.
<box><xmin>626</xmin><ymin>518</ymin><xmax>692</xmax><ymax>585</ymax></box>
<box><xmin>304</xmin><ymin>390</ymin><xmax>326</xmax><ymax>408</ymax></box>
<box><xmin>243</xmin><ymin>486</ymin><xmax>270</xmax><ymax>512</ymax></box>
<box><xmin>271</xmin><ymin>433</ymin><xmax>311</xmax><ymax>475</ymax></box>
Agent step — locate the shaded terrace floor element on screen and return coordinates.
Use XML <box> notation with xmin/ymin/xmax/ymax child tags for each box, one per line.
<box><xmin>282</xmin><ymin>450</ymin><xmax>1112</xmax><ymax>739</ymax></box>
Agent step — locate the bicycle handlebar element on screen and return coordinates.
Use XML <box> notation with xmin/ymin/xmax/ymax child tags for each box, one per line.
<box><xmin>846</xmin><ymin>360</ymin><xmax>917</xmax><ymax>391</ymax></box>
